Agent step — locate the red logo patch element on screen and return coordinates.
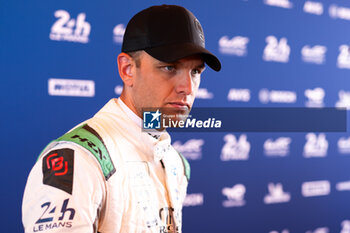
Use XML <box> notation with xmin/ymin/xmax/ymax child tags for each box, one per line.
<box><xmin>42</xmin><ymin>148</ymin><xmax>74</xmax><ymax>194</ymax></box>
<box><xmin>46</xmin><ymin>153</ymin><xmax>68</xmax><ymax>176</ymax></box>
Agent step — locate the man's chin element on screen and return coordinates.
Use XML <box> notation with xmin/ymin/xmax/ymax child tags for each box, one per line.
<box><xmin>164</xmin><ymin>102</ymin><xmax>191</xmax><ymax>112</ymax></box>
<box><xmin>162</xmin><ymin>107</ymin><xmax>190</xmax><ymax>118</ymax></box>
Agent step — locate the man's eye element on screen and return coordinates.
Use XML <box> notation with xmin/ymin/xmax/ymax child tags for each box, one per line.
<box><xmin>191</xmin><ymin>69</ymin><xmax>201</xmax><ymax>75</ymax></box>
<box><xmin>163</xmin><ymin>66</ymin><xmax>175</xmax><ymax>72</ymax></box>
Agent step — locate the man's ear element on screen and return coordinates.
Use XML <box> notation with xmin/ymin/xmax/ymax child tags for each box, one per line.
<box><xmin>117</xmin><ymin>52</ymin><xmax>135</xmax><ymax>87</ymax></box>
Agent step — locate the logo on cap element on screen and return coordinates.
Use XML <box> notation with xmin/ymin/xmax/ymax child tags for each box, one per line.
<box><xmin>194</xmin><ymin>18</ymin><xmax>205</xmax><ymax>46</ymax></box>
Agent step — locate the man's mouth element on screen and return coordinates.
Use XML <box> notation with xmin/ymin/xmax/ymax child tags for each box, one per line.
<box><xmin>167</xmin><ymin>102</ymin><xmax>190</xmax><ymax>110</ymax></box>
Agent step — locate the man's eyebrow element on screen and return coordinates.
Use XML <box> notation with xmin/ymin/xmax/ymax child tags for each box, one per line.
<box><xmin>196</xmin><ymin>63</ymin><xmax>205</xmax><ymax>69</ymax></box>
<box><xmin>155</xmin><ymin>60</ymin><xmax>176</xmax><ymax>65</ymax></box>
<box><xmin>154</xmin><ymin>60</ymin><xmax>205</xmax><ymax>69</ymax></box>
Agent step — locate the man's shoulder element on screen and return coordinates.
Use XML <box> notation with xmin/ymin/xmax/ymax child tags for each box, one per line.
<box><xmin>40</xmin><ymin>123</ymin><xmax>116</xmax><ymax>181</ymax></box>
<box><xmin>58</xmin><ymin>123</ymin><xmax>116</xmax><ymax>180</ymax></box>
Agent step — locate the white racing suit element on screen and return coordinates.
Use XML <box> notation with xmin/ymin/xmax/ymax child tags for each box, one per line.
<box><xmin>22</xmin><ymin>98</ymin><xmax>190</xmax><ymax>233</ymax></box>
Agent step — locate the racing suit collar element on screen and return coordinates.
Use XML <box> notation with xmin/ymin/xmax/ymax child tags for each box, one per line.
<box><xmin>117</xmin><ymin>97</ymin><xmax>143</xmax><ymax>128</ymax></box>
<box><xmin>95</xmin><ymin>98</ymin><xmax>172</xmax><ymax>162</ymax></box>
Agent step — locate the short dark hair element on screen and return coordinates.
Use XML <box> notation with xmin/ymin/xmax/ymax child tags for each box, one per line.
<box><xmin>126</xmin><ymin>51</ymin><xmax>142</xmax><ymax>68</ymax></box>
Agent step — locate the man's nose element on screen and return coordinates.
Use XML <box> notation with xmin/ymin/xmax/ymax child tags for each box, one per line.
<box><xmin>175</xmin><ymin>72</ymin><xmax>193</xmax><ymax>95</ymax></box>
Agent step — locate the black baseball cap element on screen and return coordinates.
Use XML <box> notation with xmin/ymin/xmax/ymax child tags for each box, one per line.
<box><xmin>122</xmin><ymin>5</ymin><xmax>221</xmax><ymax>72</ymax></box>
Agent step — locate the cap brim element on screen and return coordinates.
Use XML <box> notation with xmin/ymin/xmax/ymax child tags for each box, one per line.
<box><xmin>144</xmin><ymin>43</ymin><xmax>221</xmax><ymax>72</ymax></box>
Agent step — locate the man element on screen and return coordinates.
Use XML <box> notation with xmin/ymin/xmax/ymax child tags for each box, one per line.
<box><xmin>22</xmin><ymin>4</ymin><xmax>221</xmax><ymax>233</ymax></box>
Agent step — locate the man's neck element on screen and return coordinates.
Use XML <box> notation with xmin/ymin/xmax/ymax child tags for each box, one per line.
<box><xmin>117</xmin><ymin>97</ymin><xmax>163</xmax><ymax>140</ymax></box>
<box><xmin>117</xmin><ymin>97</ymin><xmax>143</xmax><ymax>128</ymax></box>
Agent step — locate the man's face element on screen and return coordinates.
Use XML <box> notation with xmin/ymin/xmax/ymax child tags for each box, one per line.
<box><xmin>130</xmin><ymin>51</ymin><xmax>205</xmax><ymax>118</ymax></box>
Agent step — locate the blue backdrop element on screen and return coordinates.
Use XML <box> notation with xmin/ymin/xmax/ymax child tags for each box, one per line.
<box><xmin>2</xmin><ymin>0</ymin><xmax>350</xmax><ymax>232</ymax></box>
